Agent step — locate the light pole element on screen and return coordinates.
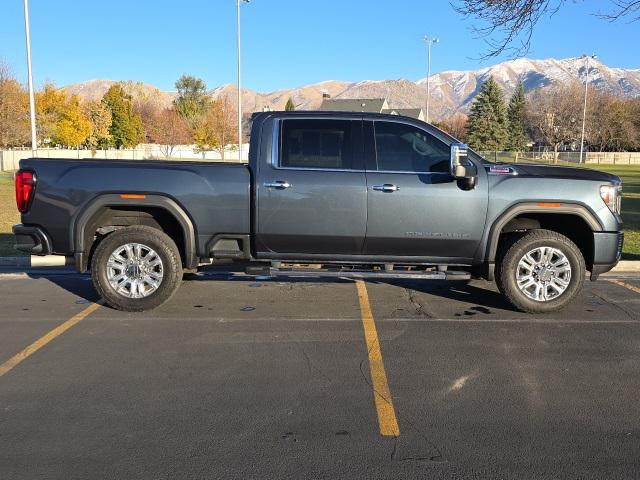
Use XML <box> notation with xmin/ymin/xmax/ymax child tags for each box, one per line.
<box><xmin>579</xmin><ymin>54</ymin><xmax>597</xmax><ymax>164</ymax></box>
<box><xmin>423</xmin><ymin>35</ymin><xmax>439</xmax><ymax>124</ymax></box>
<box><xmin>23</xmin><ymin>0</ymin><xmax>37</xmax><ymax>156</ymax></box>
<box><xmin>237</xmin><ymin>0</ymin><xmax>250</xmax><ymax>162</ymax></box>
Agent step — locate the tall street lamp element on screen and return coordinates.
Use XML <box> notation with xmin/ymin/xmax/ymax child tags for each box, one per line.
<box><xmin>579</xmin><ymin>54</ymin><xmax>597</xmax><ymax>164</ymax></box>
<box><xmin>23</xmin><ymin>0</ymin><xmax>37</xmax><ymax>156</ymax></box>
<box><xmin>237</xmin><ymin>0</ymin><xmax>250</xmax><ymax>162</ymax></box>
<box><xmin>423</xmin><ymin>35</ymin><xmax>439</xmax><ymax>124</ymax></box>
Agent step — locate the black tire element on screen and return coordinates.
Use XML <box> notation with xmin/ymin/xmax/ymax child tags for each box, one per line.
<box><xmin>496</xmin><ymin>229</ymin><xmax>585</xmax><ymax>314</ymax></box>
<box><xmin>91</xmin><ymin>226</ymin><xmax>183</xmax><ymax>312</ymax></box>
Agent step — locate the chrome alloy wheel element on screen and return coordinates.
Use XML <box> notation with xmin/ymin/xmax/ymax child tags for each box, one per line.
<box><xmin>106</xmin><ymin>243</ymin><xmax>164</xmax><ymax>299</ymax></box>
<box><xmin>516</xmin><ymin>246</ymin><xmax>572</xmax><ymax>302</ymax></box>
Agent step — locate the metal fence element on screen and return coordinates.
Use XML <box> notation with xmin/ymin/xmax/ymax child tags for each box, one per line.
<box><xmin>478</xmin><ymin>151</ymin><xmax>640</xmax><ymax>165</ymax></box>
<box><xmin>3</xmin><ymin>148</ymin><xmax>640</xmax><ymax>172</ymax></box>
<box><xmin>0</xmin><ymin>144</ymin><xmax>250</xmax><ymax>172</ymax></box>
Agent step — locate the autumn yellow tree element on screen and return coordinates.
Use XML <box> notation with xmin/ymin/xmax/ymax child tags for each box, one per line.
<box><xmin>194</xmin><ymin>97</ymin><xmax>238</xmax><ymax>161</ymax></box>
<box><xmin>55</xmin><ymin>96</ymin><xmax>92</xmax><ymax>147</ymax></box>
<box><xmin>125</xmin><ymin>82</ymin><xmax>166</xmax><ymax>143</ymax></box>
<box><xmin>0</xmin><ymin>60</ymin><xmax>30</xmax><ymax>147</ymax></box>
<box><xmin>84</xmin><ymin>100</ymin><xmax>112</xmax><ymax>151</ymax></box>
<box><xmin>36</xmin><ymin>83</ymin><xmax>91</xmax><ymax>147</ymax></box>
<box><xmin>36</xmin><ymin>83</ymin><xmax>65</xmax><ymax>144</ymax></box>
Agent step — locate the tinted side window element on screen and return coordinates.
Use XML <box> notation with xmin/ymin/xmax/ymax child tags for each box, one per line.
<box><xmin>374</xmin><ymin>121</ymin><xmax>450</xmax><ymax>173</ymax></box>
<box><xmin>280</xmin><ymin>119</ymin><xmax>354</xmax><ymax>170</ymax></box>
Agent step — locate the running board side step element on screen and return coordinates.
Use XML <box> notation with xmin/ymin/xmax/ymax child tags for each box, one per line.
<box><xmin>245</xmin><ymin>266</ymin><xmax>471</xmax><ymax>281</ymax></box>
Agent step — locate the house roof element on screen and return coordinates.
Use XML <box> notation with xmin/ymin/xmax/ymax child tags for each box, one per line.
<box><xmin>319</xmin><ymin>98</ymin><xmax>388</xmax><ymax>113</ymax></box>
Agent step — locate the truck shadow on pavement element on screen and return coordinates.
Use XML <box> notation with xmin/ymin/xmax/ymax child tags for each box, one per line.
<box><xmin>26</xmin><ymin>272</ymin><xmax>102</xmax><ymax>304</ymax></box>
<box><xmin>372</xmin><ymin>278</ymin><xmax>519</xmax><ymax>313</ymax></box>
<box><xmin>26</xmin><ymin>270</ymin><xmax>518</xmax><ymax>314</ymax></box>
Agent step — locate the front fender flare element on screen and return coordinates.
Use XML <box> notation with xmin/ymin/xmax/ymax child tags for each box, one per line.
<box><xmin>484</xmin><ymin>202</ymin><xmax>603</xmax><ymax>263</ymax></box>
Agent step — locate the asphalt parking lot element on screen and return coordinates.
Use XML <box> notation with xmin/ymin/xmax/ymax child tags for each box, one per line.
<box><xmin>1</xmin><ymin>270</ymin><xmax>640</xmax><ymax>479</ymax></box>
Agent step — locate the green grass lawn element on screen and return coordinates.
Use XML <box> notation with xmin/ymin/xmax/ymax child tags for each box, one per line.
<box><xmin>1</xmin><ymin>165</ymin><xmax>639</xmax><ymax>258</ymax></box>
<box><xmin>580</xmin><ymin>164</ymin><xmax>640</xmax><ymax>260</ymax></box>
<box><xmin>0</xmin><ymin>172</ymin><xmax>24</xmax><ymax>257</ymax></box>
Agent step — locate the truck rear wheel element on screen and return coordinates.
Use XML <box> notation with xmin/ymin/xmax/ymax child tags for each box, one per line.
<box><xmin>496</xmin><ymin>229</ymin><xmax>585</xmax><ymax>314</ymax></box>
<box><xmin>91</xmin><ymin>226</ymin><xmax>183</xmax><ymax>312</ymax></box>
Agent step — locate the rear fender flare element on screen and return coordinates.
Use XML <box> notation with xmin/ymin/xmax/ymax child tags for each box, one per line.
<box><xmin>72</xmin><ymin>194</ymin><xmax>197</xmax><ymax>271</ymax></box>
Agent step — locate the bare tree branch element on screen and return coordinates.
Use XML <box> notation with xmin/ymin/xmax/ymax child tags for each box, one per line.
<box><xmin>597</xmin><ymin>0</ymin><xmax>640</xmax><ymax>21</ymax></box>
<box><xmin>452</xmin><ymin>0</ymin><xmax>564</xmax><ymax>58</ymax></box>
<box><xmin>453</xmin><ymin>0</ymin><xmax>639</xmax><ymax>58</ymax></box>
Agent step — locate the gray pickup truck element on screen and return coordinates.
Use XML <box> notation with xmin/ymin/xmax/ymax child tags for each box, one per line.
<box><xmin>13</xmin><ymin>111</ymin><xmax>623</xmax><ymax>313</ymax></box>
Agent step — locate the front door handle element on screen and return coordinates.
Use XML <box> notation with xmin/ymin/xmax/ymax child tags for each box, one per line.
<box><xmin>372</xmin><ymin>184</ymin><xmax>400</xmax><ymax>193</ymax></box>
<box><xmin>264</xmin><ymin>181</ymin><xmax>292</xmax><ymax>189</ymax></box>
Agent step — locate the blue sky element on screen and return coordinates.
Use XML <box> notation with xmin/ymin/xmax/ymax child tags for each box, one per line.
<box><xmin>1</xmin><ymin>0</ymin><xmax>638</xmax><ymax>92</ymax></box>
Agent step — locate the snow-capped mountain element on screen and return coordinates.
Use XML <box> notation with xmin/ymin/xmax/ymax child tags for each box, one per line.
<box><xmin>63</xmin><ymin>57</ymin><xmax>640</xmax><ymax>121</ymax></box>
<box><xmin>416</xmin><ymin>57</ymin><xmax>640</xmax><ymax>118</ymax></box>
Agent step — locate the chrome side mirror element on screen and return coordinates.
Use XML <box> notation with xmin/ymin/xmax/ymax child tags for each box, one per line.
<box><xmin>450</xmin><ymin>143</ymin><xmax>477</xmax><ymax>190</ymax></box>
<box><xmin>450</xmin><ymin>143</ymin><xmax>470</xmax><ymax>177</ymax></box>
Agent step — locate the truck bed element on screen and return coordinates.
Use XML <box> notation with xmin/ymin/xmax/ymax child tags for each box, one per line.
<box><xmin>20</xmin><ymin>158</ymin><xmax>251</xmax><ymax>256</ymax></box>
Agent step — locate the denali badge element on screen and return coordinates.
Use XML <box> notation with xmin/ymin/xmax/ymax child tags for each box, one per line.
<box><xmin>406</xmin><ymin>232</ymin><xmax>470</xmax><ymax>239</ymax></box>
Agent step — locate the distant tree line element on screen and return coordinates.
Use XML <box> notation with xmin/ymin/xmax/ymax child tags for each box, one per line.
<box><xmin>435</xmin><ymin>76</ymin><xmax>640</xmax><ymax>155</ymax></box>
<box><xmin>0</xmin><ymin>60</ymin><xmax>241</xmax><ymax>159</ymax></box>
<box><xmin>3</xmin><ymin>57</ymin><xmax>640</xmax><ymax>157</ymax></box>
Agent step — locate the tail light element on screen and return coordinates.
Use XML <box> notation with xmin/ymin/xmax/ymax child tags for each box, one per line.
<box><xmin>15</xmin><ymin>170</ymin><xmax>36</xmax><ymax>213</ymax></box>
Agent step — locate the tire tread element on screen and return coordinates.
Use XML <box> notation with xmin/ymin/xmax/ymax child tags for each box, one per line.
<box><xmin>91</xmin><ymin>226</ymin><xmax>182</xmax><ymax>312</ymax></box>
<box><xmin>496</xmin><ymin>229</ymin><xmax>585</xmax><ymax>314</ymax></box>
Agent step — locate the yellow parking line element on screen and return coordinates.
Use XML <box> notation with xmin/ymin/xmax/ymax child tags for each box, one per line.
<box><xmin>355</xmin><ymin>280</ymin><xmax>400</xmax><ymax>437</ymax></box>
<box><xmin>608</xmin><ymin>279</ymin><xmax>640</xmax><ymax>294</ymax></box>
<box><xmin>0</xmin><ymin>302</ymin><xmax>101</xmax><ymax>378</ymax></box>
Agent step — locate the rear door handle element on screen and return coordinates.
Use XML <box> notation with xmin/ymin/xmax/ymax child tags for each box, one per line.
<box><xmin>372</xmin><ymin>184</ymin><xmax>400</xmax><ymax>193</ymax></box>
<box><xmin>264</xmin><ymin>181</ymin><xmax>292</xmax><ymax>189</ymax></box>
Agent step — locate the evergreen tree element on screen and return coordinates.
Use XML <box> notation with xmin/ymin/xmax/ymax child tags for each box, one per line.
<box><xmin>285</xmin><ymin>97</ymin><xmax>295</xmax><ymax>111</ymax></box>
<box><xmin>466</xmin><ymin>76</ymin><xmax>508</xmax><ymax>151</ymax></box>
<box><xmin>506</xmin><ymin>83</ymin><xmax>528</xmax><ymax>151</ymax></box>
<box><xmin>101</xmin><ymin>84</ymin><xmax>144</xmax><ymax>148</ymax></box>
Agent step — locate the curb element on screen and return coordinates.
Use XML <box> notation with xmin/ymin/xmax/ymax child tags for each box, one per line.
<box><xmin>608</xmin><ymin>261</ymin><xmax>640</xmax><ymax>273</ymax></box>
<box><xmin>1</xmin><ymin>257</ymin><xmax>640</xmax><ymax>274</ymax></box>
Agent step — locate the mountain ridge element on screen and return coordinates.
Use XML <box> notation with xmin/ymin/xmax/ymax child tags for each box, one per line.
<box><xmin>62</xmin><ymin>57</ymin><xmax>640</xmax><ymax>121</ymax></box>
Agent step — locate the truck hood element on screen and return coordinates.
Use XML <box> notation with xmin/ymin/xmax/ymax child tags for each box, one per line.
<box><xmin>506</xmin><ymin>164</ymin><xmax>621</xmax><ymax>184</ymax></box>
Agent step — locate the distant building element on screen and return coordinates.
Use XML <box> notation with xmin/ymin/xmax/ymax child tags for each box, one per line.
<box><xmin>319</xmin><ymin>97</ymin><xmax>425</xmax><ymax>121</ymax></box>
<box><xmin>319</xmin><ymin>98</ymin><xmax>389</xmax><ymax>113</ymax></box>
<box><xmin>381</xmin><ymin>108</ymin><xmax>426</xmax><ymax>122</ymax></box>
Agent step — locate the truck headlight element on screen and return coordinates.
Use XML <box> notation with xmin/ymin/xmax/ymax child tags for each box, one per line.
<box><xmin>600</xmin><ymin>185</ymin><xmax>622</xmax><ymax>215</ymax></box>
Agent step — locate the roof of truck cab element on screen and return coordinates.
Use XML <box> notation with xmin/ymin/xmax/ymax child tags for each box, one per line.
<box><xmin>249</xmin><ymin>110</ymin><xmax>459</xmax><ymax>146</ymax></box>
<box><xmin>251</xmin><ymin>110</ymin><xmax>428</xmax><ymax>122</ymax></box>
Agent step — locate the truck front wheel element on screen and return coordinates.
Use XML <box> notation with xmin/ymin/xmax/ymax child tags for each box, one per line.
<box><xmin>496</xmin><ymin>229</ymin><xmax>585</xmax><ymax>313</ymax></box>
<box><xmin>91</xmin><ymin>226</ymin><xmax>183</xmax><ymax>312</ymax></box>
